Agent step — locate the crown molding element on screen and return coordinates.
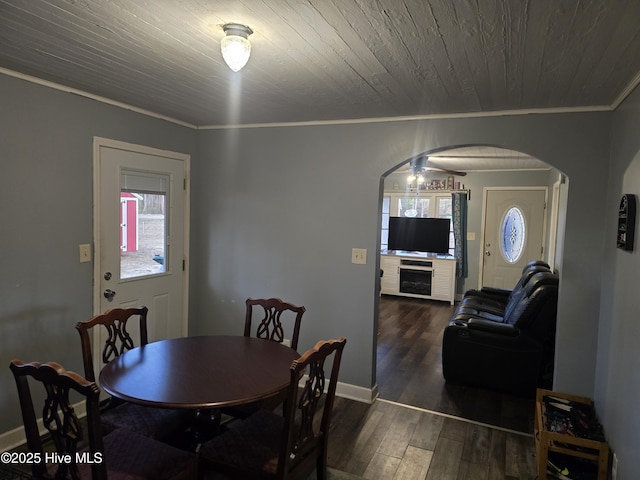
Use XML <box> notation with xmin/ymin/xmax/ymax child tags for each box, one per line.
<box><xmin>1</xmin><ymin>66</ymin><xmax>622</xmax><ymax>131</ymax></box>
<box><xmin>0</xmin><ymin>67</ymin><xmax>196</xmax><ymax>129</ymax></box>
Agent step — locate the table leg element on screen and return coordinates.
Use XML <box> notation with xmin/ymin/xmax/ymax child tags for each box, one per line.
<box><xmin>191</xmin><ymin>408</ymin><xmax>222</xmax><ymax>446</ymax></box>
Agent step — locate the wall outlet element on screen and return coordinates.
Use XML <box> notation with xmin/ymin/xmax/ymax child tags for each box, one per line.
<box><xmin>282</xmin><ymin>339</ymin><xmax>291</xmax><ymax>347</ymax></box>
<box><xmin>612</xmin><ymin>453</ymin><xmax>618</xmax><ymax>480</ymax></box>
<box><xmin>351</xmin><ymin>248</ymin><xmax>367</xmax><ymax>264</ymax></box>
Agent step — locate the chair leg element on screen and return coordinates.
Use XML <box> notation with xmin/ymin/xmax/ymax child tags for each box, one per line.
<box><xmin>316</xmin><ymin>457</ymin><xmax>327</xmax><ymax>480</ymax></box>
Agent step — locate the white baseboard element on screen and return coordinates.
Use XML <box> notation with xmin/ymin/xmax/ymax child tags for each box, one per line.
<box><xmin>0</xmin><ymin>401</ymin><xmax>87</xmax><ymax>452</ymax></box>
<box><xmin>336</xmin><ymin>381</ymin><xmax>378</xmax><ymax>404</ymax></box>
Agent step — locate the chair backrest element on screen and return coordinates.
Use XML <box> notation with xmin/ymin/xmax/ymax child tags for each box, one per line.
<box><xmin>505</xmin><ymin>262</ymin><xmax>552</xmax><ymax>305</ymax></box>
<box><xmin>10</xmin><ymin>360</ymin><xmax>107</xmax><ymax>480</ymax></box>
<box><xmin>521</xmin><ymin>260</ymin><xmax>550</xmax><ymax>273</ymax></box>
<box><xmin>75</xmin><ymin>307</ymin><xmax>148</xmax><ymax>382</ymax></box>
<box><xmin>244</xmin><ymin>298</ymin><xmax>306</xmax><ymax>350</ymax></box>
<box><xmin>504</xmin><ymin>272</ymin><xmax>559</xmax><ymax>338</ymax></box>
<box><xmin>278</xmin><ymin>338</ymin><xmax>346</xmax><ymax>480</ymax></box>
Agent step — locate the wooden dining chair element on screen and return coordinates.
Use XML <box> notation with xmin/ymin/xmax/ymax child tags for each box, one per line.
<box><xmin>221</xmin><ymin>297</ymin><xmax>307</xmax><ymax>421</ymax></box>
<box><xmin>75</xmin><ymin>307</ymin><xmax>188</xmax><ymax>440</ymax></box>
<box><xmin>244</xmin><ymin>297</ymin><xmax>306</xmax><ymax>350</ymax></box>
<box><xmin>199</xmin><ymin>337</ymin><xmax>347</xmax><ymax>480</ymax></box>
<box><xmin>9</xmin><ymin>360</ymin><xmax>198</xmax><ymax>480</ymax></box>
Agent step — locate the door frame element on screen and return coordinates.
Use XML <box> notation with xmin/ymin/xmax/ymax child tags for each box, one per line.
<box><xmin>478</xmin><ymin>186</ymin><xmax>549</xmax><ymax>288</ymax></box>
<box><xmin>92</xmin><ymin>137</ymin><xmax>191</xmax><ymax>332</ymax></box>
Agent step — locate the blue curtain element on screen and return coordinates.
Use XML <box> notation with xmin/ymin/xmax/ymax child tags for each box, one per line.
<box><xmin>452</xmin><ymin>192</ymin><xmax>468</xmax><ymax>278</ymax></box>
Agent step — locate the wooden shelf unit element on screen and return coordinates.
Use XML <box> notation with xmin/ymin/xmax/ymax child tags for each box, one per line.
<box><xmin>617</xmin><ymin>193</ymin><xmax>636</xmax><ymax>251</ymax></box>
<box><xmin>535</xmin><ymin>388</ymin><xmax>609</xmax><ymax>480</ymax></box>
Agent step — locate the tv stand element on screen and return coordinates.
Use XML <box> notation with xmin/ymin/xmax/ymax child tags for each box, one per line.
<box><xmin>380</xmin><ymin>251</ymin><xmax>456</xmax><ymax>305</ymax></box>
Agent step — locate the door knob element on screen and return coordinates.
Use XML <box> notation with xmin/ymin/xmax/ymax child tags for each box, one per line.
<box><xmin>104</xmin><ymin>289</ymin><xmax>116</xmax><ymax>301</ymax></box>
<box><xmin>485</xmin><ymin>251</ymin><xmax>491</xmax><ymax>256</ymax></box>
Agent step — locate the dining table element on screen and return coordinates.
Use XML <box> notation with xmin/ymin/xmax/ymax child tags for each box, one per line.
<box><xmin>98</xmin><ymin>335</ymin><xmax>300</xmax><ymax>444</ymax></box>
<box><xmin>99</xmin><ymin>334</ymin><xmax>300</xmax><ymax>408</ymax></box>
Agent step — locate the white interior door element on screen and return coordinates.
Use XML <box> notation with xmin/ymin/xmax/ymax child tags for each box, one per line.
<box><xmin>481</xmin><ymin>188</ymin><xmax>547</xmax><ymax>288</ymax></box>
<box><xmin>94</xmin><ymin>138</ymin><xmax>189</xmax><ymax>346</ymax></box>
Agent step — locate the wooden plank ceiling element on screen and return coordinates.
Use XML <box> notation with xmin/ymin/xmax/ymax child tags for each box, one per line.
<box><xmin>1</xmin><ymin>0</ymin><xmax>639</xmax><ymax>139</ymax></box>
<box><xmin>0</xmin><ymin>0</ymin><xmax>640</xmax><ymax>126</ymax></box>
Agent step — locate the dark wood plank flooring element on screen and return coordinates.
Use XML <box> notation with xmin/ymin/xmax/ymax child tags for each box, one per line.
<box><xmin>327</xmin><ymin>397</ymin><xmax>537</xmax><ymax>479</ymax></box>
<box><xmin>376</xmin><ymin>295</ymin><xmax>535</xmax><ymax>434</ymax></box>
<box><xmin>322</xmin><ymin>295</ymin><xmax>539</xmax><ymax>479</ymax></box>
<box><xmin>5</xmin><ymin>295</ymin><xmax>539</xmax><ymax>480</ymax></box>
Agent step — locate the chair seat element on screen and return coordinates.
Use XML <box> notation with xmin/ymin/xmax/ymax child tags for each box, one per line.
<box><xmin>199</xmin><ymin>338</ymin><xmax>346</xmax><ymax>480</ymax></box>
<box><xmin>199</xmin><ymin>409</ymin><xmax>283</xmax><ymax>477</ymax></box>
<box><xmin>76</xmin><ymin>307</ymin><xmax>190</xmax><ymax>442</ymax></box>
<box><xmin>101</xmin><ymin>401</ymin><xmax>190</xmax><ymax>440</ymax></box>
<box><xmin>10</xmin><ymin>360</ymin><xmax>198</xmax><ymax>480</ymax></box>
<box><xmin>77</xmin><ymin>427</ymin><xmax>198</xmax><ymax>479</ymax></box>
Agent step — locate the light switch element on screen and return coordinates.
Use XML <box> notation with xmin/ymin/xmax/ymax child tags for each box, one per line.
<box><xmin>351</xmin><ymin>248</ymin><xmax>367</xmax><ymax>264</ymax></box>
<box><xmin>467</xmin><ymin>232</ymin><xmax>476</xmax><ymax>241</ymax></box>
<box><xmin>79</xmin><ymin>244</ymin><xmax>91</xmax><ymax>263</ymax></box>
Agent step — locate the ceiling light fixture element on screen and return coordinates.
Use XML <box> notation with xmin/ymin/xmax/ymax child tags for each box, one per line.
<box><xmin>220</xmin><ymin>23</ymin><xmax>253</xmax><ymax>72</ymax></box>
<box><xmin>408</xmin><ymin>156</ymin><xmax>427</xmax><ymax>184</ymax></box>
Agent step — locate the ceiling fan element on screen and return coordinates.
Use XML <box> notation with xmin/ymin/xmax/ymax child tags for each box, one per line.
<box><xmin>407</xmin><ymin>156</ymin><xmax>467</xmax><ymax>177</ymax></box>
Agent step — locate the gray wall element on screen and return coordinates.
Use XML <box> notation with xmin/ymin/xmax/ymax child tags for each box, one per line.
<box><xmin>595</xmin><ymin>84</ymin><xmax>640</xmax><ymax>479</ymax></box>
<box><xmin>190</xmin><ymin>114</ymin><xmax>610</xmax><ymax>398</ymax></box>
<box><xmin>0</xmin><ymin>74</ymin><xmax>196</xmax><ymax>433</ymax></box>
<box><xmin>3</xmin><ymin>70</ymin><xmax>639</xmax><ymax>475</ymax></box>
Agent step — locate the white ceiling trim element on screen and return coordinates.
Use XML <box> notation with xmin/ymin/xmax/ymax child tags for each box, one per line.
<box><xmin>0</xmin><ymin>67</ymin><xmax>197</xmax><ymax>129</ymax></box>
<box><xmin>197</xmin><ymin>105</ymin><xmax>613</xmax><ymax>130</ymax></box>
<box><xmin>0</xmin><ymin>65</ymin><xmax>619</xmax><ymax>131</ymax></box>
<box><xmin>611</xmin><ymin>70</ymin><xmax>640</xmax><ymax>110</ymax></box>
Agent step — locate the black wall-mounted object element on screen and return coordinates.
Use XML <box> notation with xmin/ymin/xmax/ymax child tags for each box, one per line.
<box><xmin>617</xmin><ymin>194</ymin><xmax>636</xmax><ymax>251</ymax></box>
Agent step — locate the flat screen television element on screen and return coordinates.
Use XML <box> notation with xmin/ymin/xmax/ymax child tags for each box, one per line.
<box><xmin>388</xmin><ymin>217</ymin><xmax>451</xmax><ymax>254</ymax></box>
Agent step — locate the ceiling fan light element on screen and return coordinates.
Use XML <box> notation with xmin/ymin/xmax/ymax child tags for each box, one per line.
<box><xmin>221</xmin><ymin>23</ymin><xmax>253</xmax><ymax>72</ymax></box>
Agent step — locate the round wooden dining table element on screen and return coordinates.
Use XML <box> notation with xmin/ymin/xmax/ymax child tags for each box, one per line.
<box><xmin>99</xmin><ymin>335</ymin><xmax>300</xmax><ymax>409</ymax></box>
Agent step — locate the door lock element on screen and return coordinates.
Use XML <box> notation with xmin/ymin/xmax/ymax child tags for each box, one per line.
<box><xmin>104</xmin><ymin>289</ymin><xmax>116</xmax><ymax>301</ymax></box>
<box><xmin>104</xmin><ymin>272</ymin><xmax>112</xmax><ymax>280</ymax></box>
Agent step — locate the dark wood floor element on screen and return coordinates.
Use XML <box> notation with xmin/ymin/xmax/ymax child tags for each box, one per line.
<box><xmin>5</xmin><ymin>296</ymin><xmax>539</xmax><ymax>480</ymax></box>
<box><xmin>375</xmin><ymin>295</ymin><xmax>535</xmax><ymax>434</ymax></box>
<box><xmin>323</xmin><ymin>295</ymin><xmax>539</xmax><ymax>480</ymax></box>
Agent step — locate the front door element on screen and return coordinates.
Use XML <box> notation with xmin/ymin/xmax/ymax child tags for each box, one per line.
<box><xmin>481</xmin><ymin>188</ymin><xmax>547</xmax><ymax>288</ymax></box>
<box><xmin>94</xmin><ymin>138</ymin><xmax>189</xmax><ymax>346</ymax></box>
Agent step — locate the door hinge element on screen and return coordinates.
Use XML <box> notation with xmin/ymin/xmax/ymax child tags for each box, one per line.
<box><xmin>183</xmin><ymin>178</ymin><xmax>187</xmax><ymax>190</ymax></box>
<box><xmin>182</xmin><ymin>259</ymin><xmax>186</xmax><ymax>271</ymax></box>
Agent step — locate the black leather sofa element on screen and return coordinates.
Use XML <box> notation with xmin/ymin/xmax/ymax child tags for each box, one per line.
<box><xmin>442</xmin><ymin>263</ymin><xmax>558</xmax><ymax>396</ymax></box>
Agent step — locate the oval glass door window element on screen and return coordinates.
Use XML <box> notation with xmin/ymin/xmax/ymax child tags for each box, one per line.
<box><xmin>500</xmin><ymin>206</ymin><xmax>526</xmax><ymax>263</ymax></box>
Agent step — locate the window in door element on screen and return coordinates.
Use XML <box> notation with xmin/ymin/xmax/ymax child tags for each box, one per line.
<box><xmin>500</xmin><ymin>206</ymin><xmax>526</xmax><ymax>263</ymax></box>
<box><xmin>120</xmin><ymin>171</ymin><xmax>169</xmax><ymax>279</ymax></box>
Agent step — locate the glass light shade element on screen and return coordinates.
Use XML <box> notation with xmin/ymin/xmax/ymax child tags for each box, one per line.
<box><xmin>221</xmin><ymin>35</ymin><xmax>251</xmax><ymax>72</ymax></box>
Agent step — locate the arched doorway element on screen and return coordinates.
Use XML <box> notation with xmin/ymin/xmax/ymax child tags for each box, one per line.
<box><xmin>375</xmin><ymin>145</ymin><xmax>567</xmax><ymax>431</ymax></box>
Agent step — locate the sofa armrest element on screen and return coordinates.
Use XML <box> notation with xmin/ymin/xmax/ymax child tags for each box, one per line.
<box><xmin>454</xmin><ymin>308</ymin><xmax>504</xmax><ymax>323</ymax></box>
<box><xmin>467</xmin><ymin>318</ymin><xmax>518</xmax><ymax>337</ymax></box>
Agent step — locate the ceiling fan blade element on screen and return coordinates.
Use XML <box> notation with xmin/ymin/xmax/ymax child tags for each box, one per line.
<box><xmin>425</xmin><ymin>166</ymin><xmax>467</xmax><ymax>177</ymax></box>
